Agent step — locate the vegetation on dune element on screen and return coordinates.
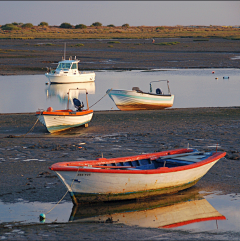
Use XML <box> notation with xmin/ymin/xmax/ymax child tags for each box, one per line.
<box><xmin>75</xmin><ymin>24</ymin><xmax>87</xmax><ymax>29</ymax></box>
<box><xmin>59</xmin><ymin>22</ymin><xmax>72</xmax><ymax>29</ymax></box>
<box><xmin>21</xmin><ymin>23</ymin><xmax>34</xmax><ymax>29</ymax></box>
<box><xmin>91</xmin><ymin>22</ymin><xmax>102</xmax><ymax>27</ymax></box>
<box><xmin>0</xmin><ymin>23</ymin><xmax>239</xmax><ymax>40</ymax></box>
<box><xmin>156</xmin><ymin>26</ymin><xmax>165</xmax><ymax>30</ymax></box>
<box><xmin>38</xmin><ymin>22</ymin><xmax>49</xmax><ymax>27</ymax></box>
<box><xmin>1</xmin><ymin>24</ymin><xmax>21</xmax><ymax>30</ymax></box>
<box><xmin>122</xmin><ymin>23</ymin><xmax>130</xmax><ymax>28</ymax></box>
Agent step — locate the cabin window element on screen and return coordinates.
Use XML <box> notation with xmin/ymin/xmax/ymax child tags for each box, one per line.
<box><xmin>71</xmin><ymin>63</ymin><xmax>78</xmax><ymax>69</ymax></box>
<box><xmin>57</xmin><ymin>63</ymin><xmax>71</xmax><ymax>70</ymax></box>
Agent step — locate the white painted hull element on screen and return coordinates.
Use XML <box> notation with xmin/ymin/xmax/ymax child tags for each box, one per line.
<box><xmin>50</xmin><ymin>149</ymin><xmax>226</xmax><ymax>204</ymax></box>
<box><xmin>45</xmin><ymin>72</ymin><xmax>95</xmax><ymax>84</ymax></box>
<box><xmin>108</xmin><ymin>89</ymin><xmax>174</xmax><ymax>110</ymax></box>
<box><xmin>37</xmin><ymin>112</ymin><xmax>93</xmax><ymax>133</ymax></box>
<box><xmin>56</xmin><ymin>160</ymin><xmax>217</xmax><ymax>195</ymax></box>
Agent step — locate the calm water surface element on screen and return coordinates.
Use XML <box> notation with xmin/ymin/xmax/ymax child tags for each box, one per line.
<box><xmin>0</xmin><ymin>192</ymin><xmax>240</xmax><ymax>235</ymax></box>
<box><xmin>0</xmin><ymin>69</ymin><xmax>239</xmax><ymax>113</ymax></box>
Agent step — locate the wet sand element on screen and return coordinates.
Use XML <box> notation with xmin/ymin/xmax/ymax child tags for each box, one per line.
<box><xmin>0</xmin><ymin>107</ymin><xmax>240</xmax><ymax>239</ymax></box>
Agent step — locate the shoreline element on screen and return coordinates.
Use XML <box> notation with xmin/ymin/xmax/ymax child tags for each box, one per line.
<box><xmin>1</xmin><ymin>66</ymin><xmax>239</xmax><ymax>76</ymax></box>
<box><xmin>0</xmin><ymin>38</ymin><xmax>240</xmax><ymax>75</ymax></box>
<box><xmin>1</xmin><ymin>106</ymin><xmax>240</xmax><ymax>115</ymax></box>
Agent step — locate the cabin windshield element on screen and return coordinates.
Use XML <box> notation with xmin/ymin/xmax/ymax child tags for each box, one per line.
<box><xmin>57</xmin><ymin>63</ymin><xmax>71</xmax><ymax>70</ymax></box>
<box><xmin>71</xmin><ymin>63</ymin><xmax>78</xmax><ymax>69</ymax></box>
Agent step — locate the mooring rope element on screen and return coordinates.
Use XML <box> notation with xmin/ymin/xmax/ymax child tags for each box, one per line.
<box><xmin>7</xmin><ymin>89</ymin><xmax>113</xmax><ymax>139</ymax></box>
<box><xmin>89</xmin><ymin>88</ymin><xmax>112</xmax><ymax>109</ymax></box>
<box><xmin>45</xmin><ymin>190</ymin><xmax>69</xmax><ymax>215</ymax></box>
<box><xmin>22</xmin><ymin>118</ymin><xmax>39</xmax><ymax>138</ymax></box>
<box><xmin>44</xmin><ymin>166</ymin><xmax>81</xmax><ymax>217</ymax></box>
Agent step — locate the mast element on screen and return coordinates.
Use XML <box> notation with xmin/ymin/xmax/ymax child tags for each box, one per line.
<box><xmin>64</xmin><ymin>43</ymin><xmax>66</xmax><ymax>60</ymax></box>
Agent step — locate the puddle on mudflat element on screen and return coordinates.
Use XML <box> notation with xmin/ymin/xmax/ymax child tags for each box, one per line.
<box><xmin>0</xmin><ymin>201</ymin><xmax>72</xmax><ymax>224</ymax></box>
<box><xmin>0</xmin><ymin>191</ymin><xmax>240</xmax><ymax>234</ymax></box>
<box><xmin>231</xmin><ymin>56</ymin><xmax>240</xmax><ymax>60</ymax></box>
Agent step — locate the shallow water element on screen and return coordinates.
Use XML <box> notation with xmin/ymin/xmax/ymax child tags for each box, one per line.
<box><xmin>0</xmin><ymin>192</ymin><xmax>240</xmax><ymax>234</ymax></box>
<box><xmin>0</xmin><ymin>69</ymin><xmax>239</xmax><ymax>113</ymax></box>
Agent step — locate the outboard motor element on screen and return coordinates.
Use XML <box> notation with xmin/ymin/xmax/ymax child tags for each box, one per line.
<box><xmin>156</xmin><ymin>88</ymin><xmax>162</xmax><ymax>95</ymax></box>
<box><xmin>73</xmin><ymin>98</ymin><xmax>84</xmax><ymax>111</ymax></box>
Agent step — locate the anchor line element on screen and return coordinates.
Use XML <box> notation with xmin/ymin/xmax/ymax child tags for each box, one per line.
<box><xmin>45</xmin><ymin>166</ymin><xmax>81</xmax><ymax>215</ymax></box>
<box><xmin>89</xmin><ymin>88</ymin><xmax>112</xmax><ymax>108</ymax></box>
<box><xmin>22</xmin><ymin>118</ymin><xmax>39</xmax><ymax>138</ymax></box>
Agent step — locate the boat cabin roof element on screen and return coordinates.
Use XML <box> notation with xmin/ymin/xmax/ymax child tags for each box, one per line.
<box><xmin>58</xmin><ymin>60</ymin><xmax>79</xmax><ymax>64</ymax></box>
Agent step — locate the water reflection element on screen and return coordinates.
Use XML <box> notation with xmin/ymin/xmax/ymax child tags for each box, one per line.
<box><xmin>46</xmin><ymin>82</ymin><xmax>95</xmax><ymax>105</ymax></box>
<box><xmin>69</xmin><ymin>191</ymin><xmax>226</xmax><ymax>229</ymax></box>
<box><xmin>0</xmin><ymin>69</ymin><xmax>240</xmax><ymax>113</ymax></box>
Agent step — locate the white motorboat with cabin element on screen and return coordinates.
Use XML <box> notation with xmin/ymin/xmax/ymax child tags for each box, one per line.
<box><xmin>45</xmin><ymin>43</ymin><xmax>95</xmax><ymax>84</ymax></box>
<box><xmin>45</xmin><ymin>58</ymin><xmax>95</xmax><ymax>84</ymax></box>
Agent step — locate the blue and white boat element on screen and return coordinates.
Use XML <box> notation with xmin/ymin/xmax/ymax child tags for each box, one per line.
<box><xmin>107</xmin><ymin>80</ymin><xmax>174</xmax><ymax>111</ymax></box>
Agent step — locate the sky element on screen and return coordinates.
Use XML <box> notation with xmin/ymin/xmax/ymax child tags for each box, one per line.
<box><xmin>0</xmin><ymin>1</ymin><xmax>239</xmax><ymax>27</ymax></box>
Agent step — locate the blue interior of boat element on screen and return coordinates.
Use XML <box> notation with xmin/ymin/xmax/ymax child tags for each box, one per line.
<box><xmin>101</xmin><ymin>151</ymin><xmax>213</xmax><ymax>170</ymax></box>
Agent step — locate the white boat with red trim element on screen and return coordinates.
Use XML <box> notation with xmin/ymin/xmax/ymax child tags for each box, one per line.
<box><xmin>49</xmin><ymin>148</ymin><xmax>226</xmax><ymax>205</ymax></box>
<box><xmin>36</xmin><ymin>89</ymin><xmax>93</xmax><ymax>134</ymax></box>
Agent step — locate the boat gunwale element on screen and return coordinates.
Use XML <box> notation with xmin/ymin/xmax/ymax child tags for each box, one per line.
<box><xmin>108</xmin><ymin>89</ymin><xmax>174</xmax><ymax>98</ymax></box>
<box><xmin>49</xmin><ymin>148</ymin><xmax>226</xmax><ymax>174</ymax></box>
<box><xmin>36</xmin><ymin>109</ymin><xmax>93</xmax><ymax>116</ymax></box>
<box><xmin>45</xmin><ymin>72</ymin><xmax>96</xmax><ymax>77</ymax></box>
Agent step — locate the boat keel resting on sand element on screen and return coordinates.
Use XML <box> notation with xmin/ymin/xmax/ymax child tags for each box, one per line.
<box><xmin>107</xmin><ymin>80</ymin><xmax>174</xmax><ymax>111</ymax></box>
<box><xmin>50</xmin><ymin>148</ymin><xmax>226</xmax><ymax>205</ymax></box>
<box><xmin>36</xmin><ymin>88</ymin><xmax>93</xmax><ymax>134</ymax></box>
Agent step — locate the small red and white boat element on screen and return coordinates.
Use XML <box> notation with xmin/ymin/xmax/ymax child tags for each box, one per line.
<box><xmin>49</xmin><ymin>148</ymin><xmax>226</xmax><ymax>205</ymax></box>
<box><xmin>36</xmin><ymin>89</ymin><xmax>93</xmax><ymax>134</ymax></box>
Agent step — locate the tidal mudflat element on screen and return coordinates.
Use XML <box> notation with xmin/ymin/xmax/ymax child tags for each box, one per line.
<box><xmin>0</xmin><ymin>108</ymin><xmax>240</xmax><ymax>239</ymax></box>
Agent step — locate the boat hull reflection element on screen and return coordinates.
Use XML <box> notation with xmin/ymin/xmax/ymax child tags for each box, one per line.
<box><xmin>46</xmin><ymin>82</ymin><xmax>95</xmax><ymax>104</ymax></box>
<box><xmin>69</xmin><ymin>190</ymin><xmax>226</xmax><ymax>229</ymax></box>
